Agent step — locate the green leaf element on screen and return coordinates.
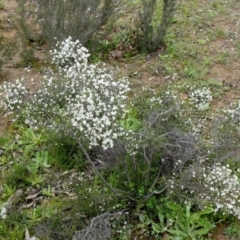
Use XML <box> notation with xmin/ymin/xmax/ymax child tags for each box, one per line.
<box><xmin>152</xmin><ymin>221</ymin><xmax>163</xmax><ymax>234</ymax></box>
<box><xmin>33</xmin><ymin>151</ymin><xmax>51</xmax><ymax>169</ymax></box>
<box><xmin>24</xmin><ymin>128</ymin><xmax>38</xmax><ymax>142</ymax></box>
<box><xmin>192</xmin><ymin>227</ymin><xmax>212</xmax><ymax>236</ymax></box>
<box><xmin>42</xmin><ymin>185</ymin><xmax>54</xmax><ymax>197</ymax></box>
<box><xmin>166</xmin><ymin>202</ymin><xmax>180</xmax><ymax>211</ymax></box>
<box><xmin>190</xmin><ymin>212</ymin><xmax>200</xmax><ymax>222</ymax></box>
<box><xmin>120</xmin><ymin>117</ymin><xmax>142</xmax><ymax>131</ymax></box>
<box><xmin>167</xmin><ymin>229</ymin><xmax>188</xmax><ymax>237</ymax></box>
<box><xmin>2</xmin><ymin>184</ymin><xmax>16</xmax><ymax>199</ymax></box>
<box><xmin>139</xmin><ymin>213</ymin><xmax>151</xmax><ymax>225</ymax></box>
<box><xmin>21</xmin><ymin>128</ymin><xmax>45</xmax><ymax>147</ymax></box>
<box><xmin>26</xmin><ymin>173</ymin><xmax>44</xmax><ymax>186</ymax></box>
<box><xmin>199</xmin><ymin>207</ymin><xmax>214</xmax><ymax>216</ymax></box>
<box><xmin>136</xmin><ymin>223</ymin><xmax>145</xmax><ymax>229</ymax></box>
<box><xmin>139</xmin><ymin>213</ymin><xmax>145</xmax><ymax>223</ymax></box>
<box><xmin>176</xmin><ymin>216</ymin><xmax>187</xmax><ymax>232</ymax></box>
<box><xmin>190</xmin><ymin>207</ymin><xmax>214</xmax><ymax>222</ymax></box>
<box><xmin>157</xmin><ymin>211</ymin><xmax>165</xmax><ymax>226</ymax></box>
<box><xmin>185</xmin><ymin>204</ymin><xmax>191</xmax><ymax>219</ymax></box>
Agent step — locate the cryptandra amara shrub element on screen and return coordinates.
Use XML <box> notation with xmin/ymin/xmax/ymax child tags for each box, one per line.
<box><xmin>168</xmin><ymin>112</ymin><xmax>240</xmax><ymax>218</ymax></box>
<box><xmin>97</xmin><ymin>88</ymin><xmax>202</xmax><ymax>200</ymax></box>
<box><xmin>166</xmin><ymin>118</ymin><xmax>240</xmax><ymax>219</ymax></box>
<box><xmin>2</xmin><ymin>37</ymin><xmax>130</xmax><ymax>150</ymax></box>
<box><xmin>2</xmin><ymin>37</ymin><xmax>240</xmax><ymax>215</ymax></box>
<box><xmin>0</xmin><ymin>37</ymin><xmax>201</xmax><ymax>200</ymax></box>
<box><xmin>1</xmin><ymin>37</ymin><xmax>132</xmax><ymax>193</ymax></box>
<box><xmin>142</xmin><ymin>93</ymin><xmax>240</xmax><ymax>218</ymax></box>
<box><xmin>169</xmin><ymin>162</ymin><xmax>240</xmax><ymax>219</ymax></box>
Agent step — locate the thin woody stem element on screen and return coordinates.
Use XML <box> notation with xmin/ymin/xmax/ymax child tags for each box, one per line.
<box><xmin>77</xmin><ymin>140</ymin><xmax>118</xmax><ymax>194</ymax></box>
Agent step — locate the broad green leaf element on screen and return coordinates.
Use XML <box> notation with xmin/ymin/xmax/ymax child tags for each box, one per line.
<box><xmin>166</xmin><ymin>202</ymin><xmax>180</xmax><ymax>211</ymax></box>
<box><xmin>176</xmin><ymin>217</ymin><xmax>187</xmax><ymax>232</ymax></box>
<box><xmin>192</xmin><ymin>225</ymin><xmax>212</xmax><ymax>236</ymax></box>
<box><xmin>152</xmin><ymin>222</ymin><xmax>163</xmax><ymax>234</ymax></box>
<box><xmin>185</xmin><ymin>204</ymin><xmax>191</xmax><ymax>219</ymax></box>
<box><xmin>190</xmin><ymin>207</ymin><xmax>214</xmax><ymax>222</ymax></box>
<box><xmin>167</xmin><ymin>229</ymin><xmax>188</xmax><ymax>237</ymax></box>
<box><xmin>139</xmin><ymin>213</ymin><xmax>151</xmax><ymax>225</ymax></box>
<box><xmin>190</xmin><ymin>212</ymin><xmax>200</xmax><ymax>222</ymax></box>
<box><xmin>157</xmin><ymin>211</ymin><xmax>165</xmax><ymax>225</ymax></box>
<box><xmin>198</xmin><ymin>207</ymin><xmax>214</xmax><ymax>216</ymax></box>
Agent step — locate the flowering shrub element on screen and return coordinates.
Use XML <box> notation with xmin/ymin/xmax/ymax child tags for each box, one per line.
<box><xmin>170</xmin><ymin>162</ymin><xmax>240</xmax><ymax>219</ymax></box>
<box><xmin>189</xmin><ymin>87</ymin><xmax>212</xmax><ymax>111</ymax></box>
<box><xmin>224</xmin><ymin>101</ymin><xmax>240</xmax><ymax>125</ymax></box>
<box><xmin>196</xmin><ymin>163</ymin><xmax>240</xmax><ymax>219</ymax></box>
<box><xmin>1</xmin><ymin>37</ymin><xmax>130</xmax><ymax>150</ymax></box>
<box><xmin>148</xmin><ymin>88</ymin><xmax>178</xmax><ymax>109</ymax></box>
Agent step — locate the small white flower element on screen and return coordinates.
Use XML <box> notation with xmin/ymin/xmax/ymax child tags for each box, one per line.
<box><xmin>0</xmin><ymin>207</ymin><xmax>7</xmax><ymax>219</ymax></box>
<box><xmin>189</xmin><ymin>87</ymin><xmax>212</xmax><ymax>111</ymax></box>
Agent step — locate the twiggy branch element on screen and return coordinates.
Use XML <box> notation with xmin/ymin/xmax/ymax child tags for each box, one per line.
<box><xmin>76</xmin><ymin>140</ymin><xmax>118</xmax><ymax>194</ymax></box>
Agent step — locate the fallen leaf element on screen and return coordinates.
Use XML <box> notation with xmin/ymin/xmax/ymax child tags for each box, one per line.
<box><xmin>6</xmin><ymin>189</ymin><xmax>23</xmax><ymax>209</ymax></box>
<box><xmin>25</xmin><ymin>228</ymin><xmax>30</xmax><ymax>240</ymax></box>
<box><xmin>22</xmin><ymin>199</ymin><xmax>36</xmax><ymax>209</ymax></box>
<box><xmin>25</xmin><ymin>191</ymin><xmax>41</xmax><ymax>200</ymax></box>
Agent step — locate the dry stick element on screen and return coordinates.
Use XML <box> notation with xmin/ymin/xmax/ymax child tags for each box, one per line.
<box><xmin>122</xmin><ymin>148</ymin><xmax>131</xmax><ymax>184</ymax></box>
<box><xmin>144</xmin><ymin>170</ymin><xmax>166</xmax><ymax>202</ymax></box>
<box><xmin>82</xmin><ymin>212</ymin><xmax>114</xmax><ymax>239</ymax></box>
<box><xmin>143</xmin><ymin>146</ymin><xmax>151</xmax><ymax>186</ymax></box>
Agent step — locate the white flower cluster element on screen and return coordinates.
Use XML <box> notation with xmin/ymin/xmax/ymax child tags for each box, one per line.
<box><xmin>184</xmin><ymin>117</ymin><xmax>208</xmax><ymax>135</ymax></box>
<box><xmin>0</xmin><ymin>78</ymin><xmax>28</xmax><ymax>115</ymax></box>
<box><xmin>195</xmin><ymin>163</ymin><xmax>240</xmax><ymax>219</ymax></box>
<box><xmin>224</xmin><ymin>101</ymin><xmax>240</xmax><ymax>125</ymax></box>
<box><xmin>149</xmin><ymin>96</ymin><xmax>163</xmax><ymax>107</ymax></box>
<box><xmin>189</xmin><ymin>87</ymin><xmax>212</xmax><ymax>111</ymax></box>
<box><xmin>148</xmin><ymin>88</ymin><xmax>180</xmax><ymax>112</ymax></box>
<box><xmin>0</xmin><ymin>206</ymin><xmax>7</xmax><ymax>219</ymax></box>
<box><xmin>148</xmin><ymin>88</ymin><xmax>178</xmax><ymax>107</ymax></box>
<box><xmin>2</xmin><ymin>37</ymin><xmax>130</xmax><ymax>150</ymax></box>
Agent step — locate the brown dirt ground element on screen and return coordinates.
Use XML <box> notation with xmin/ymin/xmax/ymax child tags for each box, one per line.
<box><xmin>0</xmin><ymin>0</ymin><xmax>240</xmax><ymax>239</ymax></box>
